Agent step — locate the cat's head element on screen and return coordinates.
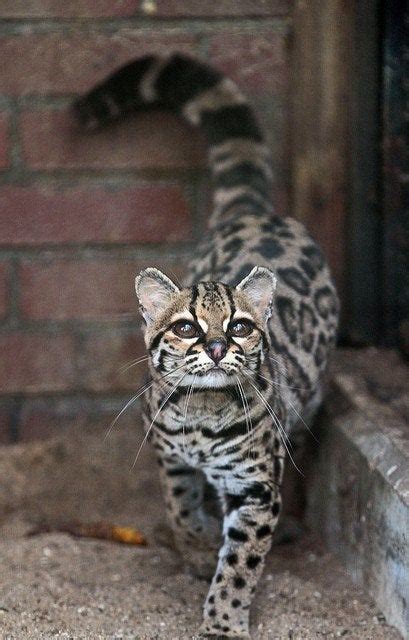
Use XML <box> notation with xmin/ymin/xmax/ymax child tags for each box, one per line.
<box><xmin>135</xmin><ymin>266</ymin><xmax>276</xmax><ymax>388</ymax></box>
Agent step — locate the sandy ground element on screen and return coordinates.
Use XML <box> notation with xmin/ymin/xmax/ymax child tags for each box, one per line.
<box><xmin>0</xmin><ymin>425</ymin><xmax>402</xmax><ymax>640</ymax></box>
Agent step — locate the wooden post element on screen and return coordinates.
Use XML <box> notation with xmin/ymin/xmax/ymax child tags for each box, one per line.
<box><xmin>290</xmin><ymin>0</ymin><xmax>380</xmax><ymax>341</ymax></box>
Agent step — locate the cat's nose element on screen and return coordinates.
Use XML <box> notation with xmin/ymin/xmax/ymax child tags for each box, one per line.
<box><xmin>205</xmin><ymin>339</ymin><xmax>227</xmax><ymax>364</ymax></box>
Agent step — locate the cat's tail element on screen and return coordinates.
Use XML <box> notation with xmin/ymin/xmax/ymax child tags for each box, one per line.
<box><xmin>73</xmin><ymin>54</ymin><xmax>273</xmax><ymax>226</ymax></box>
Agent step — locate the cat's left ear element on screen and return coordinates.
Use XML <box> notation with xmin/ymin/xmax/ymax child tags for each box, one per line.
<box><xmin>135</xmin><ymin>267</ymin><xmax>180</xmax><ymax>324</ymax></box>
<box><xmin>236</xmin><ymin>266</ymin><xmax>277</xmax><ymax>322</ymax></box>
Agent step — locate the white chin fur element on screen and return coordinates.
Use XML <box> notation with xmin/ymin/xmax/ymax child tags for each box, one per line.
<box><xmin>183</xmin><ymin>371</ymin><xmax>233</xmax><ymax>388</ymax></box>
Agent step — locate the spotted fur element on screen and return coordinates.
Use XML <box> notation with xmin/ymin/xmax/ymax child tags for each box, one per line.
<box><xmin>75</xmin><ymin>54</ymin><xmax>339</xmax><ymax>639</ymax></box>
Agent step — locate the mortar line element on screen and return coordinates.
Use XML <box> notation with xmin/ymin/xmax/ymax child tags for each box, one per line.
<box><xmin>0</xmin><ymin>18</ymin><xmax>291</xmax><ymax>36</ymax></box>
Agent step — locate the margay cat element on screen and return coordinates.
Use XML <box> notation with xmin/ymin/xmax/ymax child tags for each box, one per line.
<box><xmin>75</xmin><ymin>54</ymin><xmax>339</xmax><ymax>639</ymax></box>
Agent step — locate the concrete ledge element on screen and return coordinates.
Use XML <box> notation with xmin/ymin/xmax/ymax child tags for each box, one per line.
<box><xmin>307</xmin><ymin>348</ymin><xmax>409</xmax><ymax>638</ymax></box>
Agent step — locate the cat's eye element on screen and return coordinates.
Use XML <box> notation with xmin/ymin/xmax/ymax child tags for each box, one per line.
<box><xmin>229</xmin><ymin>319</ymin><xmax>254</xmax><ymax>337</ymax></box>
<box><xmin>172</xmin><ymin>320</ymin><xmax>200</xmax><ymax>339</ymax></box>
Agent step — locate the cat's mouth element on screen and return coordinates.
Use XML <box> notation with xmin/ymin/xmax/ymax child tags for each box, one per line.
<box><xmin>198</xmin><ymin>364</ymin><xmax>241</xmax><ymax>384</ymax></box>
<box><xmin>206</xmin><ymin>363</ymin><xmax>237</xmax><ymax>376</ymax></box>
<box><xmin>180</xmin><ymin>366</ymin><xmax>235</xmax><ymax>389</ymax></box>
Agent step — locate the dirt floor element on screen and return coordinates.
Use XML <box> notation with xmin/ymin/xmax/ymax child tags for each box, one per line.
<box><xmin>0</xmin><ymin>424</ymin><xmax>403</xmax><ymax>640</ymax></box>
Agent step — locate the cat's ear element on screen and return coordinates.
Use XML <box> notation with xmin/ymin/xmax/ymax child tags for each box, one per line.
<box><xmin>236</xmin><ymin>266</ymin><xmax>277</xmax><ymax>322</ymax></box>
<box><xmin>135</xmin><ymin>268</ymin><xmax>180</xmax><ymax>324</ymax></box>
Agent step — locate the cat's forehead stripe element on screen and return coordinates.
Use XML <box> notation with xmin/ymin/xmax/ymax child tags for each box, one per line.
<box><xmin>170</xmin><ymin>311</ymin><xmax>195</xmax><ymax>323</ymax></box>
<box><xmin>223</xmin><ymin>282</ymin><xmax>237</xmax><ymax>316</ymax></box>
<box><xmin>194</xmin><ymin>282</ymin><xmax>233</xmax><ymax>312</ymax></box>
<box><xmin>189</xmin><ymin>284</ymin><xmax>199</xmax><ymax>318</ymax></box>
<box><xmin>232</xmin><ymin>310</ymin><xmax>254</xmax><ymax>321</ymax></box>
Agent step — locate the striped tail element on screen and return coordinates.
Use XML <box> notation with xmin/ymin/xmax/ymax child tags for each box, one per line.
<box><xmin>73</xmin><ymin>54</ymin><xmax>273</xmax><ymax>226</ymax></box>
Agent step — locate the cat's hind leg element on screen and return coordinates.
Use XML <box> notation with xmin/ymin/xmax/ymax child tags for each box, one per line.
<box><xmin>158</xmin><ymin>454</ymin><xmax>222</xmax><ymax>578</ymax></box>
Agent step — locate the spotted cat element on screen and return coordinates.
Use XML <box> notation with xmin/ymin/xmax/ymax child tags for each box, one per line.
<box><xmin>74</xmin><ymin>54</ymin><xmax>339</xmax><ymax>639</ymax></box>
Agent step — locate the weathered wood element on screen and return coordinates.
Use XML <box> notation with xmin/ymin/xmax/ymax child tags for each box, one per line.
<box><xmin>291</xmin><ymin>0</ymin><xmax>354</xmax><ymax>316</ymax></box>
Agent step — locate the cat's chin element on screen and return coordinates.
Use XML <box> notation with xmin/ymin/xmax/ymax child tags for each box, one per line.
<box><xmin>183</xmin><ymin>370</ymin><xmax>235</xmax><ymax>389</ymax></box>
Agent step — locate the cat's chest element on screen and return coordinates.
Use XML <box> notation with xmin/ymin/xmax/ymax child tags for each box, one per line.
<box><xmin>151</xmin><ymin>387</ymin><xmax>240</xmax><ymax>429</ymax></box>
<box><xmin>153</xmin><ymin>396</ymin><xmax>243</xmax><ymax>465</ymax></box>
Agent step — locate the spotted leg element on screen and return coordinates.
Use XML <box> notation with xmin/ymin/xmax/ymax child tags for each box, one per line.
<box><xmin>198</xmin><ymin>455</ymin><xmax>284</xmax><ymax>639</ymax></box>
<box><xmin>157</xmin><ymin>452</ymin><xmax>222</xmax><ymax>578</ymax></box>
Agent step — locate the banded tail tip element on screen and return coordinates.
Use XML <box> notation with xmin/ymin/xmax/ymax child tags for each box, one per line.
<box><xmin>72</xmin><ymin>96</ymin><xmax>101</xmax><ymax>131</ymax></box>
<box><xmin>72</xmin><ymin>54</ymin><xmax>159</xmax><ymax>131</ymax></box>
<box><xmin>72</xmin><ymin>90</ymin><xmax>124</xmax><ymax>131</ymax></box>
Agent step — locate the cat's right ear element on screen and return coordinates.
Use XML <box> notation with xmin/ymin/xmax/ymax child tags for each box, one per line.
<box><xmin>236</xmin><ymin>266</ymin><xmax>277</xmax><ymax>322</ymax></box>
<box><xmin>135</xmin><ymin>268</ymin><xmax>180</xmax><ymax>324</ymax></box>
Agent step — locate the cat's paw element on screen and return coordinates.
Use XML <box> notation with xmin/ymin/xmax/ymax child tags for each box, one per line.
<box><xmin>183</xmin><ymin>548</ymin><xmax>218</xmax><ymax>580</ymax></box>
<box><xmin>196</xmin><ymin>633</ymin><xmax>251</xmax><ymax>639</ymax></box>
<box><xmin>193</xmin><ymin>633</ymin><xmax>251</xmax><ymax>640</ymax></box>
<box><xmin>197</xmin><ymin>623</ymin><xmax>251</xmax><ymax>639</ymax></box>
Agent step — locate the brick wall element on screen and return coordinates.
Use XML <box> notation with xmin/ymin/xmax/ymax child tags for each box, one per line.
<box><xmin>0</xmin><ymin>0</ymin><xmax>292</xmax><ymax>443</ymax></box>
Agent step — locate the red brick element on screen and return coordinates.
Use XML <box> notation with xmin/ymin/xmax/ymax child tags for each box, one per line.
<box><xmin>20</xmin><ymin>258</ymin><xmax>186</xmax><ymax>321</ymax></box>
<box><xmin>80</xmin><ymin>329</ymin><xmax>147</xmax><ymax>392</ymax></box>
<box><xmin>18</xmin><ymin>397</ymin><xmax>140</xmax><ymax>442</ymax></box>
<box><xmin>0</xmin><ymin>333</ymin><xmax>76</xmax><ymax>393</ymax></box>
<box><xmin>0</xmin><ymin>0</ymin><xmax>139</xmax><ymax>18</ymax></box>
<box><xmin>0</xmin><ymin>32</ymin><xmax>197</xmax><ymax>96</ymax></box>
<box><xmin>0</xmin><ymin>186</ymin><xmax>193</xmax><ymax>246</ymax></box>
<box><xmin>0</xmin><ymin>262</ymin><xmax>9</xmax><ymax>317</ymax></box>
<box><xmin>0</xmin><ymin>114</ymin><xmax>10</xmax><ymax>169</ymax></box>
<box><xmin>138</xmin><ymin>1</ymin><xmax>290</xmax><ymax>16</ymax></box>
<box><xmin>21</xmin><ymin>109</ymin><xmax>205</xmax><ymax>170</ymax></box>
<box><xmin>21</xmin><ymin>260</ymin><xmax>138</xmax><ymax>321</ymax></box>
<box><xmin>18</xmin><ymin>402</ymin><xmax>84</xmax><ymax>442</ymax></box>
<box><xmin>209</xmin><ymin>31</ymin><xmax>288</xmax><ymax>95</ymax></box>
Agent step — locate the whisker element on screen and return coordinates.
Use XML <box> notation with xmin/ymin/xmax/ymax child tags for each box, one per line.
<box><xmin>242</xmin><ymin>380</ymin><xmax>258</xmax><ymax>459</ymax></box>
<box><xmin>131</xmin><ymin>370</ymin><xmax>189</xmax><ymax>469</ymax></box>
<box><xmin>182</xmin><ymin>375</ymin><xmax>196</xmax><ymax>454</ymax></box>
<box><xmin>104</xmin><ymin>379</ymin><xmax>153</xmax><ymax>442</ymax></box>
<box><xmin>118</xmin><ymin>355</ymin><xmax>150</xmax><ymax>373</ymax></box>
<box><xmin>242</xmin><ymin>372</ymin><xmax>304</xmax><ymax>476</ymax></box>
<box><xmin>248</xmin><ymin>352</ymin><xmax>289</xmax><ymax>384</ymax></box>
<box><xmin>247</xmin><ymin>352</ymin><xmax>287</xmax><ymax>375</ymax></box>
<box><xmin>265</xmin><ymin>355</ymin><xmax>323</xmax><ymax>393</ymax></box>
<box><xmin>242</xmin><ymin>370</ymin><xmax>293</xmax><ymax>451</ymax></box>
<box><xmin>267</xmin><ymin>354</ymin><xmax>286</xmax><ymax>369</ymax></box>
<box><xmin>235</xmin><ymin>375</ymin><xmax>254</xmax><ymax>460</ymax></box>
<box><xmin>153</xmin><ymin>362</ymin><xmax>188</xmax><ymax>386</ymax></box>
<box><xmin>285</xmin><ymin>398</ymin><xmax>320</xmax><ymax>443</ymax></box>
<box><xmin>235</xmin><ymin>377</ymin><xmax>250</xmax><ymax>459</ymax></box>
<box><xmin>105</xmin><ymin>363</ymin><xmax>187</xmax><ymax>441</ymax></box>
<box><xmin>244</xmin><ymin>365</ymin><xmax>308</xmax><ymax>392</ymax></box>
<box><xmin>119</xmin><ymin>352</ymin><xmax>185</xmax><ymax>377</ymax></box>
<box><xmin>246</xmin><ymin>368</ymin><xmax>318</xmax><ymax>442</ymax></box>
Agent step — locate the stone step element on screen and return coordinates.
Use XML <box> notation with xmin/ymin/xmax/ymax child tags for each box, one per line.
<box><xmin>306</xmin><ymin>348</ymin><xmax>409</xmax><ymax>639</ymax></box>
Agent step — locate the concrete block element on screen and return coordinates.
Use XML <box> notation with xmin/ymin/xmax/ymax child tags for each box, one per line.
<box><xmin>307</xmin><ymin>348</ymin><xmax>409</xmax><ymax>638</ymax></box>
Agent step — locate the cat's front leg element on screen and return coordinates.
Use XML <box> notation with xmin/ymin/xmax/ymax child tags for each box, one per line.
<box><xmin>198</xmin><ymin>478</ymin><xmax>281</xmax><ymax>639</ymax></box>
